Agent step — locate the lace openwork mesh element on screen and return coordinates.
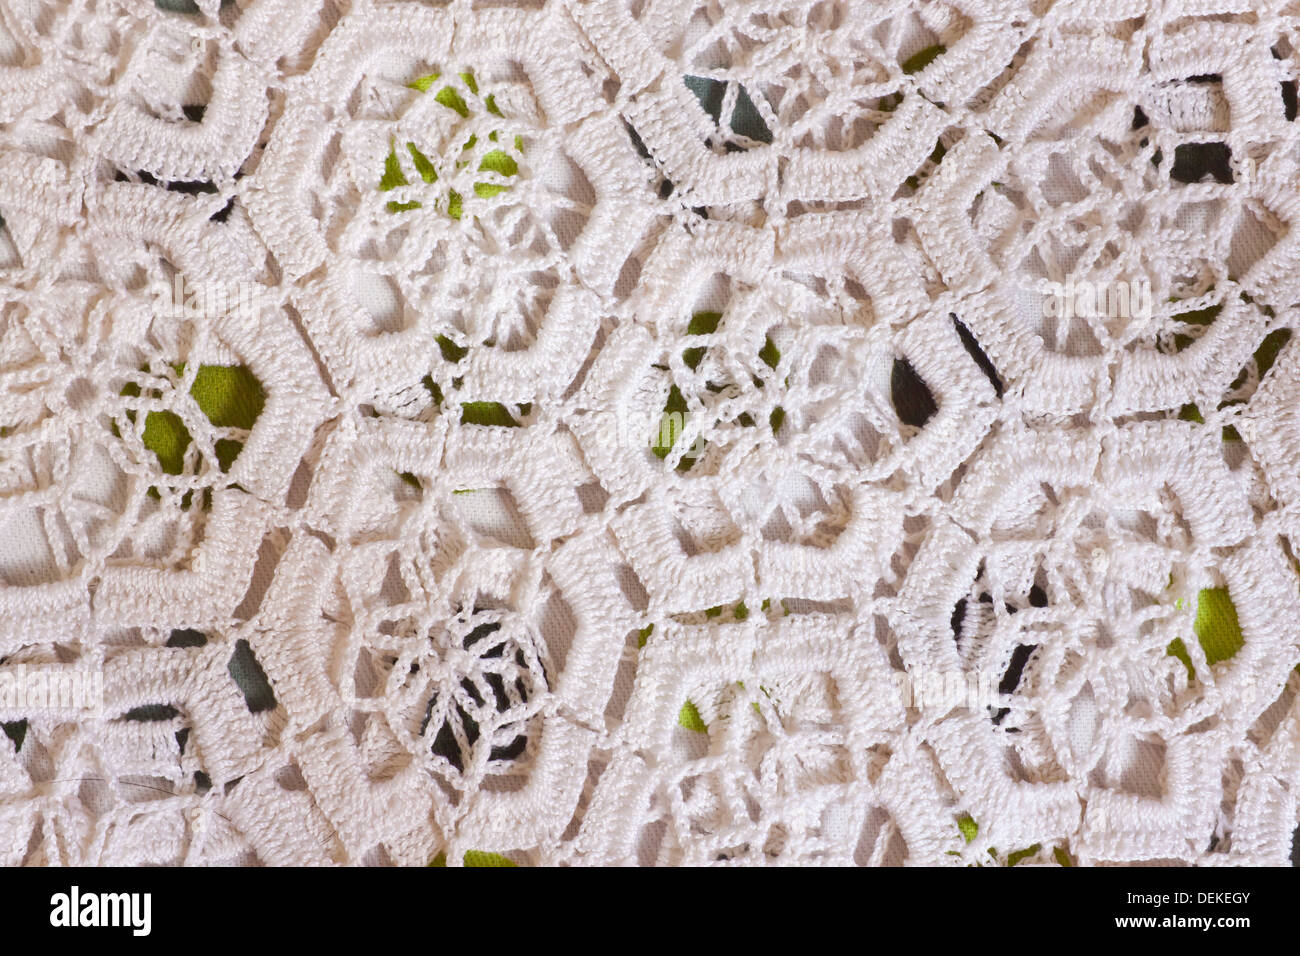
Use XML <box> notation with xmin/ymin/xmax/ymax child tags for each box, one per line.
<box><xmin>1</xmin><ymin>0</ymin><xmax>1299</xmax><ymax>866</ymax></box>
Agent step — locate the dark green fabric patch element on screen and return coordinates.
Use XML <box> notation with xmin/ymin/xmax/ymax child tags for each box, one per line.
<box><xmin>228</xmin><ymin>639</ymin><xmax>277</xmax><ymax>713</ymax></box>
<box><xmin>891</xmin><ymin>358</ymin><xmax>937</xmax><ymax>427</ymax></box>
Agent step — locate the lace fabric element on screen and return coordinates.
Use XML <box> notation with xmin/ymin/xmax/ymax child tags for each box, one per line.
<box><xmin>1</xmin><ymin>0</ymin><xmax>1299</xmax><ymax>866</ymax></box>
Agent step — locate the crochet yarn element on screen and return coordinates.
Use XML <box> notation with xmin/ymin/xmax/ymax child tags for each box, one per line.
<box><xmin>1</xmin><ymin>0</ymin><xmax>1299</xmax><ymax>866</ymax></box>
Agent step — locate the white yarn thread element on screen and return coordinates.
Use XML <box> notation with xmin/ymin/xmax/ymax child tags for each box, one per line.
<box><xmin>0</xmin><ymin>0</ymin><xmax>1297</xmax><ymax>866</ymax></box>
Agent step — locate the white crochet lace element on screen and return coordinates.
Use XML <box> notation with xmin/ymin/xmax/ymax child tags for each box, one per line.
<box><xmin>2</xmin><ymin>0</ymin><xmax>1299</xmax><ymax>867</ymax></box>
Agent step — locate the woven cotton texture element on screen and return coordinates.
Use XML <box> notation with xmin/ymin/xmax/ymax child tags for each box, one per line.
<box><xmin>1</xmin><ymin>0</ymin><xmax>1299</xmax><ymax>867</ymax></box>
